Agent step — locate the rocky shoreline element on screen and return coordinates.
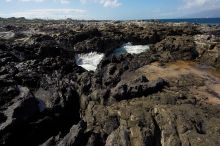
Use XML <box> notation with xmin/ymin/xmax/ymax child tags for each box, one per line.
<box><xmin>0</xmin><ymin>19</ymin><xmax>220</xmax><ymax>146</ymax></box>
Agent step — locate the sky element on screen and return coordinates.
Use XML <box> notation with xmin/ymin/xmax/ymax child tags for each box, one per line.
<box><xmin>0</xmin><ymin>0</ymin><xmax>220</xmax><ymax>20</ymax></box>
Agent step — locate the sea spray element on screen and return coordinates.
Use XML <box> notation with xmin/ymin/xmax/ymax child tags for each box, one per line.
<box><xmin>113</xmin><ymin>42</ymin><xmax>150</xmax><ymax>56</ymax></box>
<box><xmin>75</xmin><ymin>52</ymin><xmax>104</xmax><ymax>71</ymax></box>
<box><xmin>75</xmin><ymin>43</ymin><xmax>149</xmax><ymax>71</ymax></box>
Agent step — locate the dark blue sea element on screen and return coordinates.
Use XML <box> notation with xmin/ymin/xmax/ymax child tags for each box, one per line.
<box><xmin>158</xmin><ymin>18</ymin><xmax>220</xmax><ymax>25</ymax></box>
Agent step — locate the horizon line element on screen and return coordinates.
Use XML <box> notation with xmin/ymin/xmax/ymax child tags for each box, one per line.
<box><xmin>1</xmin><ymin>16</ymin><xmax>220</xmax><ymax>21</ymax></box>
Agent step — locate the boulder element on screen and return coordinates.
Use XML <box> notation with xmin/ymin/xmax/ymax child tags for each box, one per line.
<box><xmin>111</xmin><ymin>77</ymin><xmax>167</xmax><ymax>101</ymax></box>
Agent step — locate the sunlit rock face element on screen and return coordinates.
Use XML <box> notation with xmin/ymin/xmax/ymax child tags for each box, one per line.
<box><xmin>0</xmin><ymin>31</ymin><xmax>15</xmax><ymax>39</ymax></box>
<box><xmin>75</xmin><ymin>52</ymin><xmax>104</xmax><ymax>71</ymax></box>
<box><xmin>113</xmin><ymin>42</ymin><xmax>150</xmax><ymax>56</ymax></box>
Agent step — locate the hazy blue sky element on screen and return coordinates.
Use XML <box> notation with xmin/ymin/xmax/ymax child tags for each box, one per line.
<box><xmin>0</xmin><ymin>0</ymin><xmax>220</xmax><ymax>19</ymax></box>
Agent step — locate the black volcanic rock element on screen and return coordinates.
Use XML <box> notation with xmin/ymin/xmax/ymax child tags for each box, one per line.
<box><xmin>74</xmin><ymin>36</ymin><xmax>124</xmax><ymax>54</ymax></box>
<box><xmin>111</xmin><ymin>77</ymin><xmax>167</xmax><ymax>101</ymax></box>
<box><xmin>0</xmin><ymin>19</ymin><xmax>220</xmax><ymax>146</ymax></box>
<box><xmin>40</xmin><ymin>121</ymin><xmax>86</xmax><ymax>146</ymax></box>
<box><xmin>0</xmin><ymin>86</ymin><xmax>40</xmax><ymax>145</ymax></box>
<box><xmin>153</xmin><ymin>36</ymin><xmax>198</xmax><ymax>61</ymax></box>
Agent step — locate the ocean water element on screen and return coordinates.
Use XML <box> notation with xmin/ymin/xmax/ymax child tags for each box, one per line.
<box><xmin>113</xmin><ymin>43</ymin><xmax>150</xmax><ymax>56</ymax></box>
<box><xmin>159</xmin><ymin>18</ymin><xmax>220</xmax><ymax>25</ymax></box>
<box><xmin>75</xmin><ymin>52</ymin><xmax>104</xmax><ymax>71</ymax></box>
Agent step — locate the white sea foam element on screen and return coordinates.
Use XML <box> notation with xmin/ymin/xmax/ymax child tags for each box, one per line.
<box><xmin>75</xmin><ymin>52</ymin><xmax>104</xmax><ymax>71</ymax></box>
<box><xmin>113</xmin><ymin>42</ymin><xmax>150</xmax><ymax>56</ymax></box>
<box><xmin>75</xmin><ymin>43</ymin><xmax>149</xmax><ymax>71</ymax></box>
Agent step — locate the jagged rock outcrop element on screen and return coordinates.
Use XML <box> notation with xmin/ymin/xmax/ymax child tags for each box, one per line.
<box><xmin>152</xmin><ymin>36</ymin><xmax>198</xmax><ymax>61</ymax></box>
<box><xmin>194</xmin><ymin>34</ymin><xmax>220</xmax><ymax>68</ymax></box>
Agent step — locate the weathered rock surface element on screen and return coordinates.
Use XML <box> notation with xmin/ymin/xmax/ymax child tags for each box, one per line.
<box><xmin>0</xmin><ymin>19</ymin><xmax>220</xmax><ymax>146</ymax></box>
<box><xmin>153</xmin><ymin>36</ymin><xmax>198</xmax><ymax>61</ymax></box>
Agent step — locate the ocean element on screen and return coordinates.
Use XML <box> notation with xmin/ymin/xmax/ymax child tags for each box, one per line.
<box><xmin>158</xmin><ymin>18</ymin><xmax>220</xmax><ymax>25</ymax></box>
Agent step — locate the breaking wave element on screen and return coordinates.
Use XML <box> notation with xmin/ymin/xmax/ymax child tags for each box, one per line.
<box><xmin>75</xmin><ymin>52</ymin><xmax>104</xmax><ymax>71</ymax></box>
<box><xmin>75</xmin><ymin>43</ymin><xmax>149</xmax><ymax>71</ymax></box>
<box><xmin>113</xmin><ymin>42</ymin><xmax>150</xmax><ymax>56</ymax></box>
